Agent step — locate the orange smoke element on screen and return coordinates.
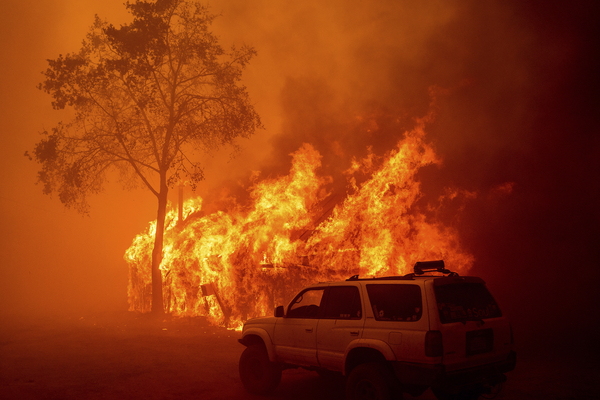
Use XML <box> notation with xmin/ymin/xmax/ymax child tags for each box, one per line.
<box><xmin>124</xmin><ymin>118</ymin><xmax>474</xmax><ymax>329</ymax></box>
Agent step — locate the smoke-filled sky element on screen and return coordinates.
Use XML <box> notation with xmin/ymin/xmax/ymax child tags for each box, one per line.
<box><xmin>1</xmin><ymin>0</ymin><xmax>598</xmax><ymax>349</ymax></box>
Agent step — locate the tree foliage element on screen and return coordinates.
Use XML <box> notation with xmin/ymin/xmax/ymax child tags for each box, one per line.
<box><xmin>33</xmin><ymin>0</ymin><xmax>260</xmax><ymax>213</ymax></box>
<box><xmin>30</xmin><ymin>0</ymin><xmax>261</xmax><ymax>313</ymax></box>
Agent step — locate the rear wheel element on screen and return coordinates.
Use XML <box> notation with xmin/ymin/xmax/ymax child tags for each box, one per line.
<box><xmin>345</xmin><ymin>362</ymin><xmax>401</xmax><ymax>400</ymax></box>
<box><xmin>239</xmin><ymin>344</ymin><xmax>282</xmax><ymax>394</ymax></box>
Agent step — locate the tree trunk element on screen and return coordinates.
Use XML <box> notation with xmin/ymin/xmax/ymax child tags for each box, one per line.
<box><xmin>151</xmin><ymin>181</ymin><xmax>169</xmax><ymax>315</ymax></box>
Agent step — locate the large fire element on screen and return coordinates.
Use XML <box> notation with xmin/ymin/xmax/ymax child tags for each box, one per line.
<box><xmin>124</xmin><ymin>116</ymin><xmax>474</xmax><ymax>329</ymax></box>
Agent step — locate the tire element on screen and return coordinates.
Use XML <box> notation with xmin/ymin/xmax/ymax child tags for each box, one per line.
<box><xmin>345</xmin><ymin>362</ymin><xmax>401</xmax><ymax>400</ymax></box>
<box><xmin>239</xmin><ymin>344</ymin><xmax>282</xmax><ymax>394</ymax></box>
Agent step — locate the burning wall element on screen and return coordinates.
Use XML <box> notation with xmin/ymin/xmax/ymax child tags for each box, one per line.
<box><xmin>125</xmin><ymin>116</ymin><xmax>473</xmax><ymax>329</ymax></box>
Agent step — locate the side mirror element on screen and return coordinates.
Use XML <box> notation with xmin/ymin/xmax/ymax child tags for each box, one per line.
<box><xmin>274</xmin><ymin>305</ymin><xmax>284</xmax><ymax>318</ymax></box>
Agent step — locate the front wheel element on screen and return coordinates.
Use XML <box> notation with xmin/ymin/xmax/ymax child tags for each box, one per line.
<box><xmin>345</xmin><ymin>362</ymin><xmax>402</xmax><ymax>400</ymax></box>
<box><xmin>239</xmin><ymin>344</ymin><xmax>282</xmax><ymax>394</ymax></box>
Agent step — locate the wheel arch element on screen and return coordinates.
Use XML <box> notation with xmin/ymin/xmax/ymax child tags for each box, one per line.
<box><xmin>239</xmin><ymin>328</ymin><xmax>276</xmax><ymax>362</ymax></box>
<box><xmin>344</xmin><ymin>340</ymin><xmax>396</xmax><ymax>376</ymax></box>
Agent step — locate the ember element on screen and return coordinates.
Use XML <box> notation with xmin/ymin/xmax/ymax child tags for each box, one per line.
<box><xmin>125</xmin><ymin>117</ymin><xmax>474</xmax><ymax>329</ymax></box>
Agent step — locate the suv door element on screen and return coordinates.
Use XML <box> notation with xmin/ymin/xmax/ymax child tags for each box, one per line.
<box><xmin>316</xmin><ymin>285</ymin><xmax>364</xmax><ymax>371</ymax></box>
<box><xmin>273</xmin><ymin>287</ymin><xmax>325</xmax><ymax>366</ymax></box>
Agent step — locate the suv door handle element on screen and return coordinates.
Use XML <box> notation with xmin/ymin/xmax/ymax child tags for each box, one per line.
<box><xmin>305</xmin><ymin>328</ymin><xmax>313</xmax><ymax>333</ymax></box>
<box><xmin>350</xmin><ymin>331</ymin><xmax>359</xmax><ymax>336</ymax></box>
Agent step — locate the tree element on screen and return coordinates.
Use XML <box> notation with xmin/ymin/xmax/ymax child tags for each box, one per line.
<box><xmin>29</xmin><ymin>0</ymin><xmax>261</xmax><ymax>314</ymax></box>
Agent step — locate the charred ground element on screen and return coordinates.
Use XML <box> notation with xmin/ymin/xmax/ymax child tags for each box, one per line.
<box><xmin>1</xmin><ymin>312</ymin><xmax>599</xmax><ymax>400</ymax></box>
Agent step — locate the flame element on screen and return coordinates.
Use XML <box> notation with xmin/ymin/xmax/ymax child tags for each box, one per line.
<box><xmin>125</xmin><ymin>119</ymin><xmax>474</xmax><ymax>329</ymax></box>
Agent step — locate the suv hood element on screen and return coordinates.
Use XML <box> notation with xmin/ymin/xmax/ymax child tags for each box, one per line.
<box><xmin>244</xmin><ymin>316</ymin><xmax>278</xmax><ymax>327</ymax></box>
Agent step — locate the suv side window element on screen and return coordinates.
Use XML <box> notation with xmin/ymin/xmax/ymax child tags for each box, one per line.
<box><xmin>322</xmin><ymin>286</ymin><xmax>362</xmax><ymax>320</ymax></box>
<box><xmin>366</xmin><ymin>284</ymin><xmax>422</xmax><ymax>321</ymax></box>
<box><xmin>287</xmin><ymin>288</ymin><xmax>325</xmax><ymax>318</ymax></box>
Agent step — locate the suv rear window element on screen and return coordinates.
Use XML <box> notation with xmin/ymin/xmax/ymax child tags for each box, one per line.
<box><xmin>366</xmin><ymin>284</ymin><xmax>422</xmax><ymax>321</ymax></box>
<box><xmin>434</xmin><ymin>282</ymin><xmax>502</xmax><ymax>323</ymax></box>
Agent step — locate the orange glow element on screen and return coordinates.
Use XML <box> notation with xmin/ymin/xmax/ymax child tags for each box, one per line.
<box><xmin>125</xmin><ymin>118</ymin><xmax>474</xmax><ymax>329</ymax></box>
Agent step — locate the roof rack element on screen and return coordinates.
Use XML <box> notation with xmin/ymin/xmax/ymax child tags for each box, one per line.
<box><xmin>372</xmin><ymin>275</ymin><xmax>416</xmax><ymax>281</ymax></box>
<box><xmin>346</xmin><ymin>274</ymin><xmax>415</xmax><ymax>281</ymax></box>
<box><xmin>413</xmin><ymin>260</ymin><xmax>458</xmax><ymax>276</ymax></box>
<box><xmin>346</xmin><ymin>260</ymin><xmax>458</xmax><ymax>281</ymax></box>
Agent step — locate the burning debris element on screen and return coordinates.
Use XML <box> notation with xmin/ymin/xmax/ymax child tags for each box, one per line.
<box><xmin>125</xmin><ymin>118</ymin><xmax>474</xmax><ymax>329</ymax></box>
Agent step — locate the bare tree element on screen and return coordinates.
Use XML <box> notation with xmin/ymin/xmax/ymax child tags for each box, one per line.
<box><xmin>29</xmin><ymin>0</ymin><xmax>261</xmax><ymax>314</ymax></box>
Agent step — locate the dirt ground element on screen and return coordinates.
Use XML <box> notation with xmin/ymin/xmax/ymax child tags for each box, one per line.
<box><xmin>1</xmin><ymin>312</ymin><xmax>598</xmax><ymax>400</ymax></box>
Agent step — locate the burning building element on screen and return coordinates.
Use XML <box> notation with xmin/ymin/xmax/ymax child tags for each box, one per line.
<box><xmin>125</xmin><ymin>115</ymin><xmax>474</xmax><ymax>329</ymax></box>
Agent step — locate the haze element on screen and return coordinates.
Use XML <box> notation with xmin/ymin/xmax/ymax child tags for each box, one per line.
<box><xmin>1</xmin><ymin>0</ymin><xmax>598</xmax><ymax>357</ymax></box>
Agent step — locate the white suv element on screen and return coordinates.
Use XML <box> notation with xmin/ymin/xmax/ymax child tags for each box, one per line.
<box><xmin>238</xmin><ymin>261</ymin><xmax>516</xmax><ymax>400</ymax></box>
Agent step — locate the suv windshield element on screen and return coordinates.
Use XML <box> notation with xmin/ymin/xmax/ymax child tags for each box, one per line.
<box><xmin>435</xmin><ymin>282</ymin><xmax>502</xmax><ymax>323</ymax></box>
